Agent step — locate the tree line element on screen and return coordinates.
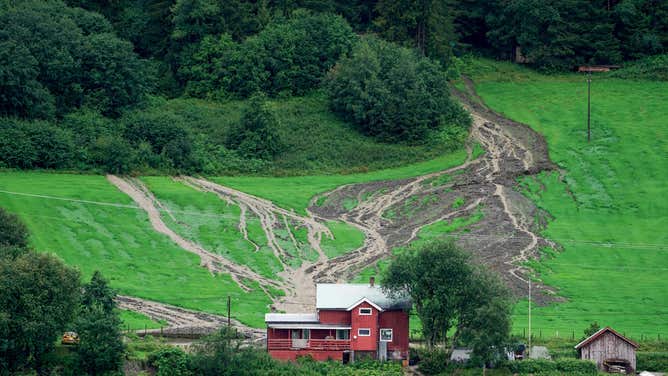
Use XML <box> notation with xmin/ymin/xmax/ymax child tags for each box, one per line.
<box><xmin>0</xmin><ymin>0</ymin><xmax>471</xmax><ymax>174</ymax></box>
<box><xmin>66</xmin><ymin>0</ymin><xmax>667</xmax><ymax>71</ymax></box>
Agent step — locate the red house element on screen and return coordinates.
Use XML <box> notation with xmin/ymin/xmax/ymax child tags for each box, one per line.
<box><xmin>265</xmin><ymin>279</ymin><xmax>412</xmax><ymax>362</ymax></box>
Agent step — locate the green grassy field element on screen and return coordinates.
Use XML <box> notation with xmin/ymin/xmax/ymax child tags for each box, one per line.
<box><xmin>119</xmin><ymin>310</ymin><xmax>165</xmax><ymax>330</ymax></box>
<box><xmin>0</xmin><ymin>173</ymin><xmax>273</xmax><ymax>327</ymax></box>
<box><xmin>469</xmin><ymin>60</ymin><xmax>668</xmax><ymax>338</ymax></box>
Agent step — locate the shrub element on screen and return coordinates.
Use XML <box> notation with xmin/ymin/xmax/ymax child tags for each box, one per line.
<box><xmin>608</xmin><ymin>54</ymin><xmax>668</xmax><ymax>81</ymax></box>
<box><xmin>226</xmin><ymin>95</ymin><xmax>283</xmax><ymax>160</ymax></box>
<box><xmin>148</xmin><ymin>347</ymin><xmax>193</xmax><ymax>376</ymax></box>
<box><xmin>502</xmin><ymin>359</ymin><xmax>597</xmax><ymax>374</ymax></box>
<box><xmin>326</xmin><ymin>36</ymin><xmax>470</xmax><ymax>143</ymax></box>
<box><xmin>637</xmin><ymin>352</ymin><xmax>668</xmax><ymax>372</ymax></box>
<box><xmin>417</xmin><ymin>349</ymin><xmax>450</xmax><ymax>375</ymax></box>
<box><xmin>555</xmin><ymin>358</ymin><xmax>597</xmax><ymax>374</ymax></box>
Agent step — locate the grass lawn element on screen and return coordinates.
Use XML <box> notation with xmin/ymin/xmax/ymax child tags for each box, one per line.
<box><xmin>119</xmin><ymin>309</ymin><xmax>166</xmax><ymax>330</ymax></box>
<box><xmin>0</xmin><ymin>172</ymin><xmax>272</xmax><ymax>327</ymax></box>
<box><xmin>470</xmin><ymin>60</ymin><xmax>668</xmax><ymax>338</ymax></box>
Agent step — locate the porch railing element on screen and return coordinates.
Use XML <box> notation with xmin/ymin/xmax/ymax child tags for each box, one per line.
<box><xmin>267</xmin><ymin>339</ymin><xmax>351</xmax><ymax>351</ymax></box>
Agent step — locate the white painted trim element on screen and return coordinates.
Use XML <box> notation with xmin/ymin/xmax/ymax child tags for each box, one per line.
<box><xmin>359</xmin><ymin>307</ymin><xmax>372</xmax><ymax>315</ymax></box>
<box><xmin>380</xmin><ymin>328</ymin><xmax>393</xmax><ymax>342</ymax></box>
<box><xmin>345</xmin><ymin>298</ymin><xmax>383</xmax><ymax>312</ymax></box>
<box><xmin>358</xmin><ymin>328</ymin><xmax>371</xmax><ymax>336</ymax></box>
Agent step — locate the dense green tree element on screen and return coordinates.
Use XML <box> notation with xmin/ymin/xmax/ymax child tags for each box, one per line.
<box><xmin>79</xmin><ymin>32</ymin><xmax>153</xmax><ymax>116</ymax></box>
<box><xmin>487</xmin><ymin>0</ymin><xmax>621</xmax><ymax>69</ymax></box>
<box><xmin>0</xmin><ymin>38</ymin><xmax>55</xmax><ymax>119</ymax></box>
<box><xmin>382</xmin><ymin>239</ymin><xmax>512</xmax><ymax>354</ymax></box>
<box><xmin>0</xmin><ymin>252</ymin><xmax>80</xmax><ymax>372</ymax></box>
<box><xmin>90</xmin><ymin>134</ymin><xmax>136</xmax><ymax>173</ymax></box>
<box><xmin>0</xmin><ymin>0</ymin><xmax>151</xmax><ymax>118</ymax></box>
<box><xmin>76</xmin><ymin>271</ymin><xmax>124</xmax><ymax>375</ymax></box>
<box><xmin>171</xmin><ymin>0</ymin><xmax>260</xmax><ymax>45</ymax></box>
<box><xmin>122</xmin><ymin>111</ymin><xmax>194</xmax><ymax>169</ymax></box>
<box><xmin>327</xmin><ymin>36</ymin><xmax>469</xmax><ymax>143</ymax></box>
<box><xmin>0</xmin><ymin>208</ymin><xmax>29</xmax><ymax>259</ymax></box>
<box><xmin>613</xmin><ymin>0</ymin><xmax>668</xmax><ymax>59</ymax></box>
<box><xmin>227</xmin><ymin>95</ymin><xmax>283</xmax><ymax>160</ymax></box>
<box><xmin>0</xmin><ymin>118</ymin><xmax>75</xmax><ymax>169</ymax></box>
<box><xmin>177</xmin><ymin>11</ymin><xmax>355</xmax><ymax>98</ymax></box>
<box><xmin>375</xmin><ymin>0</ymin><xmax>457</xmax><ymax>61</ymax></box>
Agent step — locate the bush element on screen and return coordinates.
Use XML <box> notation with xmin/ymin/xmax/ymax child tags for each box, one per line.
<box><xmin>326</xmin><ymin>36</ymin><xmax>470</xmax><ymax>143</ymax></box>
<box><xmin>608</xmin><ymin>54</ymin><xmax>668</xmax><ymax>81</ymax></box>
<box><xmin>0</xmin><ymin>118</ymin><xmax>75</xmax><ymax>169</ymax></box>
<box><xmin>637</xmin><ymin>352</ymin><xmax>668</xmax><ymax>371</ymax></box>
<box><xmin>417</xmin><ymin>349</ymin><xmax>450</xmax><ymax>375</ymax></box>
<box><xmin>148</xmin><ymin>347</ymin><xmax>193</xmax><ymax>376</ymax></box>
<box><xmin>502</xmin><ymin>359</ymin><xmax>597</xmax><ymax>375</ymax></box>
<box><xmin>227</xmin><ymin>95</ymin><xmax>283</xmax><ymax>160</ymax></box>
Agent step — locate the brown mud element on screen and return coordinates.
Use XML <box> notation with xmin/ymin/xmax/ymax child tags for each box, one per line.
<box><xmin>307</xmin><ymin>78</ymin><xmax>559</xmax><ymax>303</ymax></box>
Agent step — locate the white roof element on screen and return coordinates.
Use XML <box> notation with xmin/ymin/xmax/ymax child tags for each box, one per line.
<box><xmin>265</xmin><ymin>313</ymin><xmax>318</xmax><ymax>323</ymax></box>
<box><xmin>266</xmin><ymin>323</ymin><xmax>351</xmax><ymax>330</ymax></box>
<box><xmin>316</xmin><ymin>283</ymin><xmax>411</xmax><ymax>310</ymax></box>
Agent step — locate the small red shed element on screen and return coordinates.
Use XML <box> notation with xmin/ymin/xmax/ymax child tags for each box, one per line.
<box><xmin>265</xmin><ymin>280</ymin><xmax>412</xmax><ymax>362</ymax></box>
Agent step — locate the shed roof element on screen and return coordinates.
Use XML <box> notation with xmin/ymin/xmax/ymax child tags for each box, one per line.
<box><xmin>574</xmin><ymin>327</ymin><xmax>639</xmax><ymax>349</ymax></box>
<box><xmin>316</xmin><ymin>283</ymin><xmax>411</xmax><ymax>310</ymax></box>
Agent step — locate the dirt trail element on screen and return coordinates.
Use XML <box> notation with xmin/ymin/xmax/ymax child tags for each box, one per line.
<box><xmin>116</xmin><ymin>295</ymin><xmax>264</xmax><ymax>341</ymax></box>
<box><xmin>106</xmin><ymin>175</ymin><xmax>282</xmax><ymax>293</ymax></box>
<box><xmin>308</xmin><ymin>78</ymin><xmax>558</xmax><ymax>300</ymax></box>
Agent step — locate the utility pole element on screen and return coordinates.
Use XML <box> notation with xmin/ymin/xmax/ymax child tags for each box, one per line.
<box><xmin>587</xmin><ymin>71</ymin><xmax>591</xmax><ymax>142</ymax></box>
<box><xmin>528</xmin><ymin>280</ymin><xmax>532</xmax><ymax>357</ymax></box>
<box><xmin>227</xmin><ymin>295</ymin><xmax>231</xmax><ymax>328</ymax></box>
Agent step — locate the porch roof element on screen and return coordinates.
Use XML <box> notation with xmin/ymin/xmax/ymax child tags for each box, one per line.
<box><xmin>265</xmin><ymin>313</ymin><xmax>319</xmax><ymax>323</ymax></box>
<box><xmin>266</xmin><ymin>323</ymin><xmax>351</xmax><ymax>330</ymax></box>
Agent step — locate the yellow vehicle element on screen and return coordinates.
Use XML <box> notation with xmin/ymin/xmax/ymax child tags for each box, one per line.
<box><xmin>61</xmin><ymin>331</ymin><xmax>79</xmax><ymax>345</ymax></box>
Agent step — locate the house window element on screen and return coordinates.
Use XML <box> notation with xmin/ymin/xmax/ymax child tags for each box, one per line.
<box><xmin>336</xmin><ymin>329</ymin><xmax>349</xmax><ymax>340</ymax></box>
<box><xmin>359</xmin><ymin>307</ymin><xmax>372</xmax><ymax>315</ymax></box>
<box><xmin>380</xmin><ymin>328</ymin><xmax>393</xmax><ymax>342</ymax></box>
<box><xmin>358</xmin><ymin>328</ymin><xmax>371</xmax><ymax>336</ymax></box>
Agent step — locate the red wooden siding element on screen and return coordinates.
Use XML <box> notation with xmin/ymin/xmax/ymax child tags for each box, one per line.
<box><xmin>350</xmin><ymin>302</ymin><xmax>379</xmax><ymax>351</ymax></box>
<box><xmin>318</xmin><ymin>310</ymin><xmax>350</xmax><ymax>325</ymax></box>
<box><xmin>379</xmin><ymin>310</ymin><xmax>409</xmax><ymax>354</ymax></box>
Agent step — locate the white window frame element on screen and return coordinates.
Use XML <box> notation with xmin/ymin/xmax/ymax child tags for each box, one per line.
<box><xmin>359</xmin><ymin>307</ymin><xmax>373</xmax><ymax>315</ymax></box>
<box><xmin>358</xmin><ymin>328</ymin><xmax>371</xmax><ymax>336</ymax></box>
<box><xmin>379</xmin><ymin>328</ymin><xmax>393</xmax><ymax>342</ymax></box>
<box><xmin>336</xmin><ymin>329</ymin><xmax>349</xmax><ymax>340</ymax></box>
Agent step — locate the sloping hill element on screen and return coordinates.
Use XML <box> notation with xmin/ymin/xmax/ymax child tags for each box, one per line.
<box><xmin>467</xmin><ymin>59</ymin><xmax>668</xmax><ymax>337</ymax></box>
